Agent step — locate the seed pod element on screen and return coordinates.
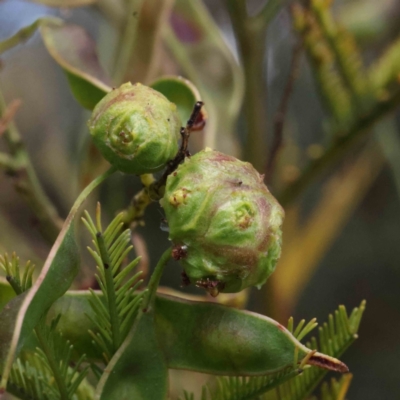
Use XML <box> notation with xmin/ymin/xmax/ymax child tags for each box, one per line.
<box><xmin>45</xmin><ymin>289</ymin><xmax>350</xmax><ymax>376</ymax></box>
<box><xmin>161</xmin><ymin>148</ymin><xmax>284</xmax><ymax>295</ymax></box>
<box><xmin>88</xmin><ymin>82</ymin><xmax>181</xmax><ymax>175</ymax></box>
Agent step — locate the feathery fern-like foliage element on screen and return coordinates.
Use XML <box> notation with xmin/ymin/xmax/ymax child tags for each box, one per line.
<box><xmin>5</xmin><ymin>315</ymin><xmax>92</xmax><ymax>400</ymax></box>
<box><xmin>317</xmin><ymin>373</ymin><xmax>352</xmax><ymax>400</ymax></box>
<box><xmin>33</xmin><ymin>316</ymin><xmax>91</xmax><ymax>400</ymax></box>
<box><xmin>0</xmin><ymin>252</ymin><xmax>35</xmax><ymax>294</ymax></box>
<box><xmin>8</xmin><ymin>356</ymin><xmax>54</xmax><ymax>400</ymax></box>
<box><xmin>268</xmin><ymin>301</ymin><xmax>365</xmax><ymax>400</ymax></box>
<box><xmin>82</xmin><ymin>204</ymin><xmax>145</xmax><ymax>363</ymax></box>
<box><xmin>8</xmin><ymin>351</ymin><xmax>94</xmax><ymax>400</ymax></box>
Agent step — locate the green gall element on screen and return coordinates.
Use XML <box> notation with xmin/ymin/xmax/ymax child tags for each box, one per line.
<box><xmin>88</xmin><ymin>82</ymin><xmax>181</xmax><ymax>175</ymax></box>
<box><xmin>162</xmin><ymin>148</ymin><xmax>284</xmax><ymax>295</ymax></box>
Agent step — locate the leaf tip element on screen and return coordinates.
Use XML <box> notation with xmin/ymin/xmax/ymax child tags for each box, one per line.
<box><xmin>307</xmin><ymin>352</ymin><xmax>349</xmax><ymax>373</ymax></box>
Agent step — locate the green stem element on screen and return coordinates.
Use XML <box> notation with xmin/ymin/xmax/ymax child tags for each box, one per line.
<box><xmin>143</xmin><ymin>247</ymin><xmax>171</xmax><ymax>310</ymax></box>
<box><xmin>35</xmin><ymin>328</ymin><xmax>69</xmax><ymax>400</ymax></box>
<box><xmin>120</xmin><ymin>174</ymin><xmax>157</xmax><ymax>228</ymax></box>
<box><xmin>97</xmin><ymin>232</ymin><xmax>121</xmax><ymax>351</ymax></box>
<box><xmin>0</xmin><ymin>86</ymin><xmax>63</xmax><ymax>244</ymax></box>
<box><xmin>0</xmin><ymin>19</ymin><xmax>43</xmax><ymax>56</ymax></box>
<box><xmin>227</xmin><ymin>1</ymin><xmax>268</xmax><ymax>172</ymax></box>
<box><xmin>70</xmin><ymin>166</ymin><xmax>117</xmax><ymax>216</ymax></box>
<box><xmin>112</xmin><ymin>0</ymin><xmax>144</xmax><ymax>84</ymax></box>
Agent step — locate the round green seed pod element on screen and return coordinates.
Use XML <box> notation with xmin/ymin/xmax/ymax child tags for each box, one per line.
<box><xmin>162</xmin><ymin>148</ymin><xmax>284</xmax><ymax>295</ymax></box>
<box><xmin>88</xmin><ymin>82</ymin><xmax>181</xmax><ymax>175</ymax></box>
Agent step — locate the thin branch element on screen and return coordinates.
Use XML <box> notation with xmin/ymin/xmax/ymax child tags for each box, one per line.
<box><xmin>0</xmin><ymin>87</ymin><xmax>63</xmax><ymax>244</ymax></box>
<box><xmin>266</xmin><ymin>39</ymin><xmax>303</xmax><ymax>183</ymax></box>
<box><xmin>155</xmin><ymin>101</ymin><xmax>204</xmax><ymax>191</ymax></box>
<box><xmin>278</xmin><ymin>86</ymin><xmax>400</xmax><ymax>206</ymax></box>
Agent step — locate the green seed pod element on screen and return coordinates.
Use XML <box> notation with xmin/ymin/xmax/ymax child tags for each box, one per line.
<box><xmin>88</xmin><ymin>82</ymin><xmax>181</xmax><ymax>175</ymax></box>
<box><xmin>161</xmin><ymin>148</ymin><xmax>284</xmax><ymax>295</ymax></box>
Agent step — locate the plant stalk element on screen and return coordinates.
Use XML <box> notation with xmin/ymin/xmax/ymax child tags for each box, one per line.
<box><xmin>227</xmin><ymin>1</ymin><xmax>268</xmax><ymax>172</ymax></box>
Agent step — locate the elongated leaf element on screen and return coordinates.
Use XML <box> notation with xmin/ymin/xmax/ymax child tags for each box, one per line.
<box><xmin>0</xmin><ymin>18</ymin><xmax>111</xmax><ymax>110</ymax></box>
<box><xmin>42</xmin><ymin>290</ymin><xmax>347</xmax><ymax>376</ymax></box>
<box><xmin>164</xmin><ymin>0</ymin><xmax>244</xmax><ymax>154</ymax></box>
<box><xmin>0</xmin><ymin>18</ymin><xmax>50</xmax><ymax>55</ymax></box>
<box><xmin>115</xmin><ymin>0</ymin><xmax>174</xmax><ymax>85</ymax></box>
<box><xmin>40</xmin><ymin>19</ymin><xmax>112</xmax><ymax>109</ymax></box>
<box><xmin>0</xmin><ymin>167</ymin><xmax>116</xmax><ymax>391</ymax></box>
<box><xmin>154</xmin><ymin>295</ymin><xmax>339</xmax><ymax>376</ymax></box>
<box><xmin>151</xmin><ymin>75</ymin><xmax>203</xmax><ymax>123</ymax></box>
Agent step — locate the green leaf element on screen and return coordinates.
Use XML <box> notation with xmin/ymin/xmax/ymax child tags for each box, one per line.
<box><xmin>0</xmin><ymin>167</ymin><xmax>116</xmax><ymax>391</ymax></box>
<box><xmin>97</xmin><ymin>311</ymin><xmax>169</xmax><ymax>400</ymax></box>
<box><xmin>165</xmin><ymin>0</ymin><xmax>244</xmax><ymax>154</ymax></box>
<box><xmin>153</xmin><ymin>295</ymin><xmax>326</xmax><ymax>376</ymax></box>
<box><xmin>35</xmin><ymin>289</ymin><xmax>346</xmax><ymax>376</ymax></box>
<box><xmin>318</xmin><ymin>373</ymin><xmax>352</xmax><ymax>400</ymax></box>
<box><xmin>151</xmin><ymin>75</ymin><xmax>203</xmax><ymax>123</ymax></box>
<box><xmin>40</xmin><ymin>19</ymin><xmax>112</xmax><ymax>109</ymax></box>
<box><xmin>0</xmin><ymin>18</ymin><xmax>111</xmax><ymax>110</ymax></box>
<box><xmin>0</xmin><ymin>277</ymin><xmax>15</xmax><ymax>312</ymax></box>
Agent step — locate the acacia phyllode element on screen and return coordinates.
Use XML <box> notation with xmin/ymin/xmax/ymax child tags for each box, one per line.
<box><xmin>161</xmin><ymin>148</ymin><xmax>284</xmax><ymax>296</ymax></box>
<box><xmin>88</xmin><ymin>82</ymin><xmax>181</xmax><ymax>175</ymax></box>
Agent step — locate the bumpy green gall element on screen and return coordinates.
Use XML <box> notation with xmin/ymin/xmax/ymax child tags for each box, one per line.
<box><xmin>162</xmin><ymin>149</ymin><xmax>284</xmax><ymax>295</ymax></box>
<box><xmin>88</xmin><ymin>82</ymin><xmax>181</xmax><ymax>175</ymax></box>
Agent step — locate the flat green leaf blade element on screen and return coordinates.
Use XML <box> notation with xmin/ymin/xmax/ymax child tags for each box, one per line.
<box><xmin>165</xmin><ymin>0</ymin><xmax>245</xmax><ymax>154</ymax></box>
<box><xmin>0</xmin><ymin>167</ymin><xmax>115</xmax><ymax>391</ymax></box>
<box><xmin>40</xmin><ymin>19</ymin><xmax>112</xmax><ymax>109</ymax></box>
<box><xmin>154</xmin><ymin>295</ymin><xmax>308</xmax><ymax>376</ymax></box>
<box><xmin>45</xmin><ymin>291</ymin><xmax>312</xmax><ymax>375</ymax></box>
<box><xmin>96</xmin><ymin>312</ymin><xmax>168</xmax><ymax>400</ymax></box>
<box><xmin>151</xmin><ymin>75</ymin><xmax>203</xmax><ymax>123</ymax></box>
